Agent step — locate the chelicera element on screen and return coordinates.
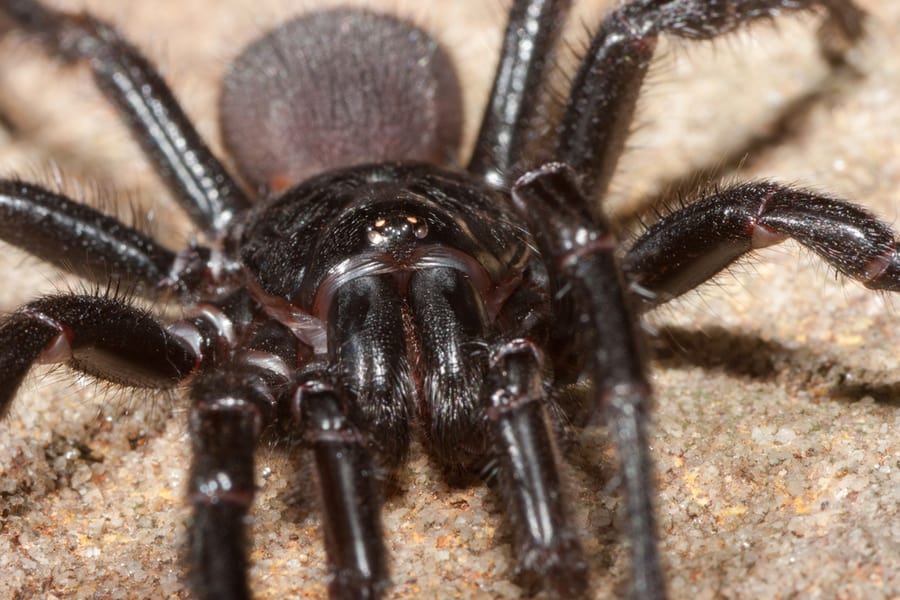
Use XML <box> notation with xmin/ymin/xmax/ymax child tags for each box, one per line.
<box><xmin>0</xmin><ymin>0</ymin><xmax>894</xmax><ymax>599</ymax></box>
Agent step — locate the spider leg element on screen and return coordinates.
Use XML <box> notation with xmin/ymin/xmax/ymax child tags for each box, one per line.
<box><xmin>623</xmin><ymin>181</ymin><xmax>900</xmax><ymax>308</ymax></box>
<box><xmin>512</xmin><ymin>163</ymin><xmax>660</xmax><ymax>600</ymax></box>
<box><xmin>557</xmin><ymin>0</ymin><xmax>865</xmax><ymax>200</ymax></box>
<box><xmin>0</xmin><ymin>0</ymin><xmax>251</xmax><ymax>234</ymax></box>
<box><xmin>0</xmin><ymin>293</ymin><xmax>196</xmax><ymax>416</ymax></box>
<box><xmin>0</xmin><ymin>180</ymin><xmax>209</xmax><ymax>298</ymax></box>
<box><xmin>188</xmin><ymin>369</ymin><xmax>272</xmax><ymax>600</ymax></box>
<box><xmin>175</xmin><ymin>295</ymin><xmax>291</xmax><ymax>600</ymax></box>
<box><xmin>292</xmin><ymin>369</ymin><xmax>389</xmax><ymax>600</ymax></box>
<box><xmin>484</xmin><ymin>339</ymin><xmax>587</xmax><ymax>596</ymax></box>
<box><xmin>468</xmin><ymin>0</ymin><xmax>571</xmax><ymax>188</ymax></box>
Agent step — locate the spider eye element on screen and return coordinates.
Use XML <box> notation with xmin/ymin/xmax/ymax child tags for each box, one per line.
<box><xmin>407</xmin><ymin>215</ymin><xmax>429</xmax><ymax>239</ymax></box>
<box><xmin>367</xmin><ymin>229</ymin><xmax>385</xmax><ymax>245</ymax></box>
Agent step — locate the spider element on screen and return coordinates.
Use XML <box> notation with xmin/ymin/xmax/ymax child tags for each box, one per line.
<box><xmin>0</xmin><ymin>0</ymin><xmax>897</xmax><ymax>599</ymax></box>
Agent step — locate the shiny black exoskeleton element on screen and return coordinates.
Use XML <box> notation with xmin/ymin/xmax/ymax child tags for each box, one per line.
<box><xmin>0</xmin><ymin>1</ymin><xmax>894</xmax><ymax>599</ymax></box>
<box><xmin>241</xmin><ymin>162</ymin><xmax>542</xmax><ymax>475</ymax></box>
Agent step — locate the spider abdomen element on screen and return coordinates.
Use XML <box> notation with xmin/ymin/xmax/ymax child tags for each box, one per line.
<box><xmin>220</xmin><ymin>8</ymin><xmax>463</xmax><ymax>195</ymax></box>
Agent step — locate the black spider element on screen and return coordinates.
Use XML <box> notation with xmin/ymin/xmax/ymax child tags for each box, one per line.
<box><xmin>0</xmin><ymin>0</ymin><xmax>894</xmax><ymax>599</ymax></box>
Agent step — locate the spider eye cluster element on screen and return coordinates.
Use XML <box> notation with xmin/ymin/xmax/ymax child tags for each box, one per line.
<box><xmin>366</xmin><ymin>214</ymin><xmax>429</xmax><ymax>246</ymax></box>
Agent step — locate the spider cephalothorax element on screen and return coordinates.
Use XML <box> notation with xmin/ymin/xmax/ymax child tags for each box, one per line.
<box><xmin>0</xmin><ymin>0</ymin><xmax>896</xmax><ymax>599</ymax></box>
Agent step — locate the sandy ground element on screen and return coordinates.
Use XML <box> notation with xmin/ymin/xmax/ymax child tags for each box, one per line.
<box><xmin>0</xmin><ymin>0</ymin><xmax>897</xmax><ymax>598</ymax></box>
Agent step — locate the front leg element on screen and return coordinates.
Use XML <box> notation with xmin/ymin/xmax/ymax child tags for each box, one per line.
<box><xmin>290</xmin><ymin>369</ymin><xmax>389</xmax><ymax>600</ymax></box>
<box><xmin>513</xmin><ymin>163</ymin><xmax>661</xmax><ymax>600</ymax></box>
<box><xmin>483</xmin><ymin>339</ymin><xmax>587</xmax><ymax>596</ymax></box>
